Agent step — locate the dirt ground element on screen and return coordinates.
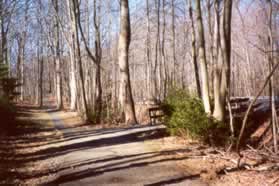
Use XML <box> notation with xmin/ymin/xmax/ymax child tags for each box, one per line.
<box><xmin>149</xmin><ymin>136</ymin><xmax>279</xmax><ymax>186</ymax></box>
<box><xmin>1</xmin><ymin>103</ymin><xmax>278</xmax><ymax>185</ymax></box>
<box><xmin>0</xmin><ymin>108</ymin><xmax>62</xmax><ymax>185</ymax></box>
<box><xmin>0</xmin><ymin>106</ymin><xmax>203</xmax><ymax>185</ymax></box>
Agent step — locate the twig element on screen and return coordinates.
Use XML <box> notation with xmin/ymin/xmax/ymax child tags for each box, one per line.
<box><xmin>257</xmin><ymin>163</ymin><xmax>279</xmax><ymax>171</ymax></box>
<box><xmin>247</xmin><ymin>144</ymin><xmax>257</xmax><ymax>152</ymax></box>
<box><xmin>263</xmin><ymin>144</ymin><xmax>275</xmax><ymax>155</ymax></box>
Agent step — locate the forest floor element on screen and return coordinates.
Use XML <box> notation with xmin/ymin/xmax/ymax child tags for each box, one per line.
<box><xmin>0</xmin><ymin>104</ymin><xmax>278</xmax><ymax>185</ymax></box>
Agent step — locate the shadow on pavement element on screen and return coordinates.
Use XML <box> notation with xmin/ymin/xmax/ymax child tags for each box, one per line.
<box><xmin>1</xmin><ymin>105</ymin><xmax>200</xmax><ymax>185</ymax></box>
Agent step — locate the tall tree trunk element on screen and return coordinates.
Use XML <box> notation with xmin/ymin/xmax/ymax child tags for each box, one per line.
<box><xmin>0</xmin><ymin>0</ymin><xmax>3</xmax><ymax>64</ymax></box>
<box><xmin>212</xmin><ymin>0</ymin><xmax>223</xmax><ymax>120</ymax></box>
<box><xmin>213</xmin><ymin>0</ymin><xmax>233</xmax><ymax>122</ymax></box>
<box><xmin>39</xmin><ymin>56</ymin><xmax>44</xmax><ymax>107</ymax></box>
<box><xmin>73</xmin><ymin>0</ymin><xmax>89</xmax><ymax>120</ymax></box>
<box><xmin>162</xmin><ymin>0</ymin><xmax>168</xmax><ymax>98</ymax></box>
<box><xmin>196</xmin><ymin>0</ymin><xmax>211</xmax><ymax>113</ymax></box>
<box><xmin>67</xmin><ymin>0</ymin><xmax>77</xmax><ymax>111</ymax></box>
<box><xmin>153</xmin><ymin>0</ymin><xmax>161</xmax><ymax>99</ymax></box>
<box><xmin>188</xmin><ymin>0</ymin><xmax>202</xmax><ymax>98</ymax></box>
<box><xmin>16</xmin><ymin>36</ymin><xmax>24</xmax><ymax>102</ymax></box>
<box><xmin>145</xmin><ymin>0</ymin><xmax>151</xmax><ymax>99</ymax></box>
<box><xmin>118</xmin><ymin>0</ymin><xmax>137</xmax><ymax>125</ymax></box>
<box><xmin>206</xmin><ymin>0</ymin><xmax>214</xmax><ymax>99</ymax></box>
<box><xmin>93</xmin><ymin>0</ymin><xmax>102</xmax><ymax>123</ymax></box>
<box><xmin>95</xmin><ymin>62</ymin><xmax>102</xmax><ymax>123</ymax></box>
<box><xmin>220</xmin><ymin>0</ymin><xmax>232</xmax><ymax>121</ymax></box>
<box><xmin>171</xmin><ymin>0</ymin><xmax>176</xmax><ymax>85</ymax></box>
<box><xmin>267</xmin><ymin>0</ymin><xmax>278</xmax><ymax>153</ymax></box>
<box><xmin>22</xmin><ymin>1</ymin><xmax>29</xmax><ymax>101</ymax></box>
<box><xmin>54</xmin><ymin>0</ymin><xmax>63</xmax><ymax>110</ymax></box>
<box><xmin>0</xmin><ymin>14</ymin><xmax>7</xmax><ymax>66</ymax></box>
<box><xmin>75</xmin><ymin>0</ymin><xmax>103</xmax><ymax>122</ymax></box>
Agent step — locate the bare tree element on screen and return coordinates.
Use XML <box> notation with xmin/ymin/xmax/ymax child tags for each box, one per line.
<box><xmin>66</xmin><ymin>0</ymin><xmax>77</xmax><ymax>111</ymax></box>
<box><xmin>153</xmin><ymin>0</ymin><xmax>161</xmax><ymax>98</ymax></box>
<box><xmin>118</xmin><ymin>0</ymin><xmax>137</xmax><ymax>124</ymax></box>
<box><xmin>196</xmin><ymin>0</ymin><xmax>211</xmax><ymax>114</ymax></box>
<box><xmin>53</xmin><ymin>0</ymin><xmax>63</xmax><ymax>109</ymax></box>
<box><xmin>171</xmin><ymin>0</ymin><xmax>176</xmax><ymax>85</ymax></box>
<box><xmin>93</xmin><ymin>0</ymin><xmax>103</xmax><ymax>123</ymax></box>
<box><xmin>267</xmin><ymin>0</ymin><xmax>278</xmax><ymax>153</ymax></box>
<box><xmin>188</xmin><ymin>0</ymin><xmax>202</xmax><ymax>98</ymax></box>
<box><xmin>75</xmin><ymin>0</ymin><xmax>103</xmax><ymax>123</ymax></box>
<box><xmin>145</xmin><ymin>0</ymin><xmax>151</xmax><ymax>99</ymax></box>
<box><xmin>72</xmin><ymin>0</ymin><xmax>89</xmax><ymax>120</ymax></box>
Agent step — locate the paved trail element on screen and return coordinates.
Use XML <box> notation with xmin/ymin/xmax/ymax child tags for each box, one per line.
<box><xmin>34</xmin><ymin>109</ymin><xmax>206</xmax><ymax>185</ymax></box>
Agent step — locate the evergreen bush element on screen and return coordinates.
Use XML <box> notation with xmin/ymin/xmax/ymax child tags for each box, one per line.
<box><xmin>162</xmin><ymin>88</ymin><xmax>223</xmax><ymax>142</ymax></box>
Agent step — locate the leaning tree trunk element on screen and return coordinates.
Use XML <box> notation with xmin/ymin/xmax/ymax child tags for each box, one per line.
<box><xmin>196</xmin><ymin>0</ymin><xmax>211</xmax><ymax>114</ymax></box>
<box><xmin>118</xmin><ymin>0</ymin><xmax>137</xmax><ymax>125</ymax></box>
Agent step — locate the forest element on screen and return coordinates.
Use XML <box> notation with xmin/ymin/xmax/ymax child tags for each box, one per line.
<box><xmin>0</xmin><ymin>0</ymin><xmax>279</xmax><ymax>185</ymax></box>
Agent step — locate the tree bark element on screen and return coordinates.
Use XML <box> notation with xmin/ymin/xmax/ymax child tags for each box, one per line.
<box><xmin>267</xmin><ymin>0</ymin><xmax>278</xmax><ymax>153</ymax></box>
<box><xmin>145</xmin><ymin>0</ymin><xmax>151</xmax><ymax>99</ymax></box>
<box><xmin>171</xmin><ymin>0</ymin><xmax>176</xmax><ymax>85</ymax></box>
<box><xmin>213</xmin><ymin>0</ymin><xmax>233</xmax><ymax>122</ymax></box>
<box><xmin>162</xmin><ymin>0</ymin><xmax>168</xmax><ymax>98</ymax></box>
<box><xmin>75</xmin><ymin>0</ymin><xmax>103</xmax><ymax>123</ymax></box>
<box><xmin>66</xmin><ymin>0</ymin><xmax>77</xmax><ymax>111</ymax></box>
<box><xmin>153</xmin><ymin>0</ymin><xmax>161</xmax><ymax>99</ymax></box>
<box><xmin>118</xmin><ymin>0</ymin><xmax>137</xmax><ymax>125</ymax></box>
<box><xmin>196</xmin><ymin>0</ymin><xmax>211</xmax><ymax>113</ymax></box>
<box><xmin>73</xmin><ymin>0</ymin><xmax>89</xmax><ymax>120</ymax></box>
<box><xmin>188</xmin><ymin>0</ymin><xmax>202</xmax><ymax>98</ymax></box>
<box><xmin>39</xmin><ymin>56</ymin><xmax>44</xmax><ymax>107</ymax></box>
<box><xmin>212</xmin><ymin>0</ymin><xmax>223</xmax><ymax>120</ymax></box>
<box><xmin>93</xmin><ymin>0</ymin><xmax>102</xmax><ymax>123</ymax></box>
<box><xmin>16</xmin><ymin>36</ymin><xmax>24</xmax><ymax>102</ymax></box>
<box><xmin>53</xmin><ymin>0</ymin><xmax>63</xmax><ymax>110</ymax></box>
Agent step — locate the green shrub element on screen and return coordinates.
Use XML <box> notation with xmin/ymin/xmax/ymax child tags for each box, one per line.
<box><xmin>162</xmin><ymin>88</ymin><xmax>219</xmax><ymax>141</ymax></box>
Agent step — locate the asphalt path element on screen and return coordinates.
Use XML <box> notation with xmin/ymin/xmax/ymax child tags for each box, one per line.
<box><xmin>45</xmin><ymin>110</ymin><xmax>206</xmax><ymax>186</ymax></box>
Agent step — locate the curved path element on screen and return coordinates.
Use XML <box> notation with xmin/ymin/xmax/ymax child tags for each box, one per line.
<box><xmin>39</xmin><ymin>109</ymin><xmax>206</xmax><ymax>185</ymax></box>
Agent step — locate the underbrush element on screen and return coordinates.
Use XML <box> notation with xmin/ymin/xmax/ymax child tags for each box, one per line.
<box><xmin>88</xmin><ymin>107</ymin><xmax>119</xmax><ymax>124</ymax></box>
<box><xmin>162</xmin><ymin>88</ymin><xmax>230</xmax><ymax>145</ymax></box>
